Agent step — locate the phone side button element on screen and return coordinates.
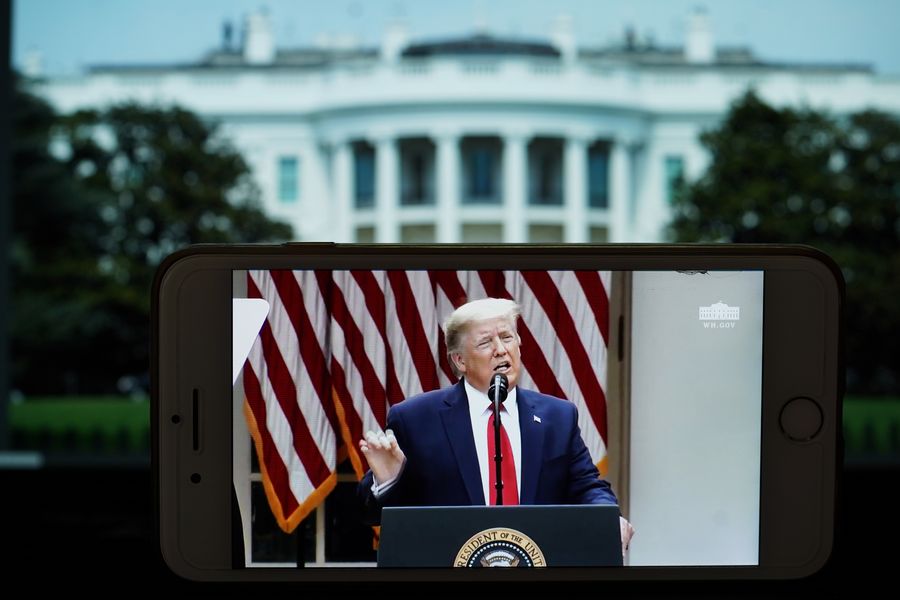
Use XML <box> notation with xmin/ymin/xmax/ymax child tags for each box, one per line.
<box><xmin>779</xmin><ymin>397</ymin><xmax>824</xmax><ymax>442</ymax></box>
<box><xmin>282</xmin><ymin>242</ymin><xmax>336</xmax><ymax>246</ymax></box>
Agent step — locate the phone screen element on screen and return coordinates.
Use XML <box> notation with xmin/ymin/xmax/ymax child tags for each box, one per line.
<box><xmin>231</xmin><ymin>268</ymin><xmax>763</xmax><ymax>568</ymax></box>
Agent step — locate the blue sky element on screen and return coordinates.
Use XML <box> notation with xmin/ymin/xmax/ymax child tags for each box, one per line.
<box><xmin>12</xmin><ymin>0</ymin><xmax>900</xmax><ymax>75</ymax></box>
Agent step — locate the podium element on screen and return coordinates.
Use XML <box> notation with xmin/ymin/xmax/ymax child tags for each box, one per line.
<box><xmin>377</xmin><ymin>504</ymin><xmax>622</xmax><ymax>567</ymax></box>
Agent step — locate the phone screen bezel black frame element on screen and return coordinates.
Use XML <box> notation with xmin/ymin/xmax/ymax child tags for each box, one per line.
<box><xmin>152</xmin><ymin>243</ymin><xmax>843</xmax><ymax>582</ymax></box>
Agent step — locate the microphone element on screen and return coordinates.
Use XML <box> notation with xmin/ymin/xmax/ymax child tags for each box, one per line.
<box><xmin>489</xmin><ymin>373</ymin><xmax>509</xmax><ymax>505</ymax></box>
<box><xmin>488</xmin><ymin>373</ymin><xmax>509</xmax><ymax>404</ymax></box>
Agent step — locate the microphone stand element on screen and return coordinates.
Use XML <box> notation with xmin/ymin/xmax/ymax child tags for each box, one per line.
<box><xmin>492</xmin><ymin>373</ymin><xmax>504</xmax><ymax>505</ymax></box>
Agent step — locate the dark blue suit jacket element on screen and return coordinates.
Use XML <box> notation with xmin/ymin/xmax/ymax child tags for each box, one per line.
<box><xmin>358</xmin><ymin>380</ymin><xmax>618</xmax><ymax>524</ymax></box>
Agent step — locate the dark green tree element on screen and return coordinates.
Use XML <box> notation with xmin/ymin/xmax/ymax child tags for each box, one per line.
<box><xmin>11</xmin><ymin>80</ymin><xmax>114</xmax><ymax>394</ymax></box>
<box><xmin>12</xmin><ymin>87</ymin><xmax>292</xmax><ymax>394</ymax></box>
<box><xmin>670</xmin><ymin>91</ymin><xmax>900</xmax><ymax>394</ymax></box>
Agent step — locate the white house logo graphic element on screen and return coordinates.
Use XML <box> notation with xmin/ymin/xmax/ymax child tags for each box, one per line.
<box><xmin>699</xmin><ymin>301</ymin><xmax>740</xmax><ymax>328</ymax></box>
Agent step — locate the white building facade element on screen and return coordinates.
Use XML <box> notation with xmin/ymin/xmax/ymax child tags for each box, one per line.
<box><xmin>33</xmin><ymin>11</ymin><xmax>900</xmax><ymax>243</ymax></box>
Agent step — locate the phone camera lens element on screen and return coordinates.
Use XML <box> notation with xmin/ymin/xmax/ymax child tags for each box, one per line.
<box><xmin>190</xmin><ymin>473</ymin><xmax>202</xmax><ymax>484</ymax></box>
<box><xmin>171</xmin><ymin>414</ymin><xmax>181</xmax><ymax>424</ymax></box>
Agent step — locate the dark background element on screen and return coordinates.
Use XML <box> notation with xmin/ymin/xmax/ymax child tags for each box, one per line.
<box><xmin>2</xmin><ymin>1</ymin><xmax>897</xmax><ymax>594</ymax></box>
<box><xmin>1</xmin><ymin>466</ymin><xmax>896</xmax><ymax>594</ymax></box>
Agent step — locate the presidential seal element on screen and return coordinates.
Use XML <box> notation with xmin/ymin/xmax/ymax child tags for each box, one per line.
<box><xmin>453</xmin><ymin>527</ymin><xmax>546</xmax><ymax>567</ymax></box>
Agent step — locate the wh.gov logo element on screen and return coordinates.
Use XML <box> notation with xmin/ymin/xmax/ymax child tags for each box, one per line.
<box><xmin>699</xmin><ymin>301</ymin><xmax>740</xmax><ymax>329</ymax></box>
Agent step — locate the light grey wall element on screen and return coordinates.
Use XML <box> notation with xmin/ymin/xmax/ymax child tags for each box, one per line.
<box><xmin>628</xmin><ymin>271</ymin><xmax>763</xmax><ymax>566</ymax></box>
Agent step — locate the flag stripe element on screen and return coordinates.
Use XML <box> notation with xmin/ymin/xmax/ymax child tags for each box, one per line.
<box><xmin>251</xmin><ymin>271</ymin><xmax>335</xmax><ymax>473</ymax></box>
<box><xmin>314</xmin><ymin>269</ymin><xmax>368</xmax><ymax>459</ymax></box>
<box><xmin>334</xmin><ymin>272</ymin><xmax>391</xmax><ymax>428</ymax></box>
<box><xmin>329</xmin><ymin>357</ymin><xmax>367</xmax><ymax>477</ymax></box>
<box><xmin>540</xmin><ymin>271</ymin><xmax>608</xmax><ymax>462</ymax></box>
<box><xmin>352</xmin><ymin>270</ymin><xmax>405</xmax><ymax>406</ymax></box>
<box><xmin>520</xmin><ymin>271</ymin><xmax>609</xmax><ymax>440</ymax></box>
<box><xmin>336</xmin><ymin>272</ymin><xmax>388</xmax><ymax>394</ymax></box>
<box><xmin>382</xmin><ymin>272</ymin><xmax>425</xmax><ymax>399</ymax></box>
<box><xmin>243</xmin><ymin>359</ymin><xmax>299</xmax><ymax>516</ymax></box>
<box><xmin>251</xmin><ymin>280</ymin><xmax>333</xmax><ymax>488</ymax></box>
<box><xmin>268</xmin><ymin>271</ymin><xmax>339</xmax><ymax>450</ymax></box>
<box><xmin>329</xmin><ymin>277</ymin><xmax>388</xmax><ymax>425</ymax></box>
<box><xmin>410</xmin><ymin>272</ymin><xmax>444</xmax><ymax>392</ymax></box>
<box><xmin>387</xmin><ymin>271</ymin><xmax>441</xmax><ymax>393</ymax></box>
<box><xmin>555</xmin><ymin>271</ymin><xmax>609</xmax><ymax>402</ymax></box>
<box><xmin>430</xmin><ymin>270</ymin><xmax>470</xmax><ymax>383</ymax></box>
<box><xmin>327</xmin><ymin>284</ymin><xmax>386</xmax><ymax>483</ymax></box>
<box><xmin>575</xmin><ymin>271</ymin><xmax>611</xmax><ymax>346</ymax></box>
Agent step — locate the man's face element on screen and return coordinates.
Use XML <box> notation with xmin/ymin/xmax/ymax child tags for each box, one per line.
<box><xmin>452</xmin><ymin>316</ymin><xmax>522</xmax><ymax>394</ymax></box>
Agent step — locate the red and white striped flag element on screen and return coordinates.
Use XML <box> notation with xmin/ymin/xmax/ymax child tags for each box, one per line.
<box><xmin>242</xmin><ymin>269</ymin><xmax>611</xmax><ymax>533</ymax></box>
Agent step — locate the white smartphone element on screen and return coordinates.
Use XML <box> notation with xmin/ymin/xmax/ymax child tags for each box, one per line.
<box><xmin>153</xmin><ymin>243</ymin><xmax>842</xmax><ymax>583</ymax></box>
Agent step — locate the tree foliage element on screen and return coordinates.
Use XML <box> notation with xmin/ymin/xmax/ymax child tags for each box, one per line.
<box><xmin>670</xmin><ymin>91</ymin><xmax>900</xmax><ymax>394</ymax></box>
<box><xmin>12</xmin><ymin>82</ymin><xmax>292</xmax><ymax>394</ymax></box>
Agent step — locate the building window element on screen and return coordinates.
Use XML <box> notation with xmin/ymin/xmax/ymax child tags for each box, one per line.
<box><xmin>400</xmin><ymin>138</ymin><xmax>435</xmax><ymax>206</ymax></box>
<box><xmin>247</xmin><ymin>462</ymin><xmax>376</xmax><ymax>566</ymax></box>
<box><xmin>528</xmin><ymin>224</ymin><xmax>564</xmax><ymax>242</ymax></box>
<box><xmin>588</xmin><ymin>144</ymin><xmax>609</xmax><ymax>208</ymax></box>
<box><xmin>471</xmin><ymin>148</ymin><xmax>494</xmax><ymax>198</ymax></box>
<box><xmin>278</xmin><ymin>156</ymin><xmax>299</xmax><ymax>203</ymax></box>
<box><xmin>355</xmin><ymin>226</ymin><xmax>375</xmax><ymax>243</ymax></box>
<box><xmin>462</xmin><ymin>137</ymin><xmax>501</xmax><ymax>204</ymax></box>
<box><xmin>409</xmin><ymin>154</ymin><xmax>427</xmax><ymax>204</ymax></box>
<box><xmin>353</xmin><ymin>143</ymin><xmax>375</xmax><ymax>208</ymax></box>
<box><xmin>323</xmin><ymin>475</ymin><xmax>380</xmax><ymax>562</ymax></box>
<box><xmin>664</xmin><ymin>155</ymin><xmax>685</xmax><ymax>204</ymax></box>
<box><xmin>250</xmin><ymin>480</ymin><xmax>312</xmax><ymax>565</ymax></box>
<box><xmin>461</xmin><ymin>223</ymin><xmax>503</xmax><ymax>243</ymax></box>
<box><xmin>529</xmin><ymin>138</ymin><xmax>563</xmax><ymax>205</ymax></box>
<box><xmin>538</xmin><ymin>154</ymin><xmax>561</xmax><ymax>204</ymax></box>
<box><xmin>400</xmin><ymin>224</ymin><xmax>436</xmax><ymax>243</ymax></box>
<box><xmin>589</xmin><ymin>226</ymin><xmax>609</xmax><ymax>242</ymax></box>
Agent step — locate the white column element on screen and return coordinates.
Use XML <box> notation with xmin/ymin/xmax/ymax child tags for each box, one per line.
<box><xmin>647</xmin><ymin>146</ymin><xmax>667</xmax><ymax>243</ymax></box>
<box><xmin>332</xmin><ymin>140</ymin><xmax>353</xmax><ymax>242</ymax></box>
<box><xmin>503</xmin><ymin>133</ymin><xmax>527</xmax><ymax>243</ymax></box>
<box><xmin>436</xmin><ymin>132</ymin><xmax>460</xmax><ymax>243</ymax></box>
<box><xmin>610</xmin><ymin>139</ymin><xmax>631</xmax><ymax>242</ymax></box>
<box><xmin>376</xmin><ymin>136</ymin><xmax>399</xmax><ymax>243</ymax></box>
<box><xmin>564</xmin><ymin>136</ymin><xmax>588</xmax><ymax>243</ymax></box>
<box><xmin>628</xmin><ymin>143</ymin><xmax>649</xmax><ymax>241</ymax></box>
<box><xmin>305</xmin><ymin>142</ymin><xmax>332</xmax><ymax>241</ymax></box>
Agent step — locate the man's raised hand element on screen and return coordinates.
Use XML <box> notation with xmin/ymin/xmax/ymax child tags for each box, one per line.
<box><xmin>359</xmin><ymin>429</ymin><xmax>406</xmax><ymax>485</ymax></box>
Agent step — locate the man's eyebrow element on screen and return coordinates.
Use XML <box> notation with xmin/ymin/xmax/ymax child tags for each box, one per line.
<box><xmin>473</xmin><ymin>328</ymin><xmax>514</xmax><ymax>343</ymax></box>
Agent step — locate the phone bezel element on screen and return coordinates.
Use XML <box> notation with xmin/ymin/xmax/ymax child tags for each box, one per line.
<box><xmin>152</xmin><ymin>243</ymin><xmax>843</xmax><ymax>582</ymax></box>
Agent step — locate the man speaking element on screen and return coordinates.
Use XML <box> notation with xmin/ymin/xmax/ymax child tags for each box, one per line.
<box><xmin>358</xmin><ymin>298</ymin><xmax>634</xmax><ymax>554</ymax></box>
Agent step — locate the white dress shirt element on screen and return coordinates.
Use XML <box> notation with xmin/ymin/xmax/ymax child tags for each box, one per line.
<box><xmin>464</xmin><ymin>379</ymin><xmax>522</xmax><ymax>504</ymax></box>
<box><xmin>371</xmin><ymin>379</ymin><xmax>523</xmax><ymax>503</ymax></box>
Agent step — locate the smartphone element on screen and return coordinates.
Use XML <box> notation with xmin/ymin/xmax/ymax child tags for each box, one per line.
<box><xmin>152</xmin><ymin>243</ymin><xmax>842</xmax><ymax>582</ymax></box>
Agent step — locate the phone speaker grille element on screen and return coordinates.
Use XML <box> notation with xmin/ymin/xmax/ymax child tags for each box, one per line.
<box><xmin>192</xmin><ymin>388</ymin><xmax>200</xmax><ymax>452</ymax></box>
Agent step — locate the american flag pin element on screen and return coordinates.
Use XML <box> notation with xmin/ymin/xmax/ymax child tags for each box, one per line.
<box><xmin>533</xmin><ymin>415</ymin><xmax>542</xmax><ymax>423</ymax></box>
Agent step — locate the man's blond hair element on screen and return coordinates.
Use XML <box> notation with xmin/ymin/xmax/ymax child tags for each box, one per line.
<box><xmin>443</xmin><ymin>298</ymin><xmax>521</xmax><ymax>376</ymax></box>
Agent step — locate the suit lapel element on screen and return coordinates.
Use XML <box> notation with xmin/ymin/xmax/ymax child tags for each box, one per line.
<box><xmin>439</xmin><ymin>381</ymin><xmax>485</xmax><ymax>505</ymax></box>
<box><xmin>517</xmin><ymin>389</ymin><xmax>545</xmax><ymax>505</ymax></box>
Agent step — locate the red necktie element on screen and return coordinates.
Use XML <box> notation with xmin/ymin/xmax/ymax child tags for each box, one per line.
<box><xmin>487</xmin><ymin>411</ymin><xmax>519</xmax><ymax>505</ymax></box>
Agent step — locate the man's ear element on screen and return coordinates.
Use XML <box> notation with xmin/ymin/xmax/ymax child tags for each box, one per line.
<box><xmin>451</xmin><ymin>353</ymin><xmax>466</xmax><ymax>374</ymax></box>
